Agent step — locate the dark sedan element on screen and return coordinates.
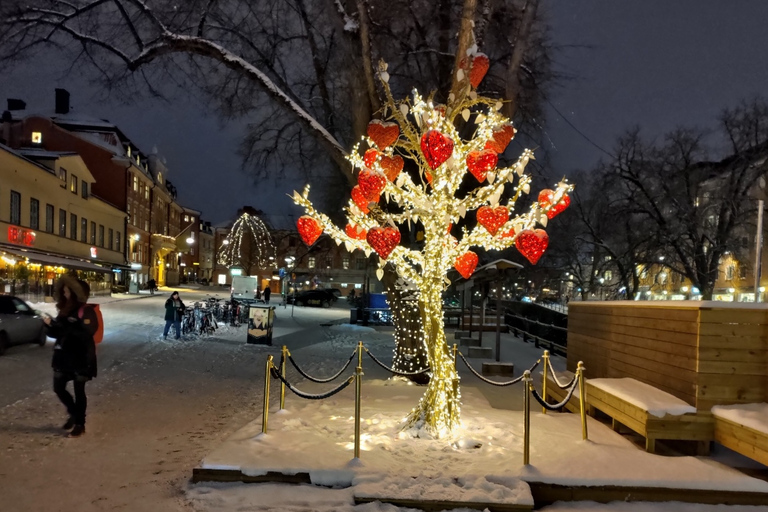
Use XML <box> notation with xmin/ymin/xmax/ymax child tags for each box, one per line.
<box><xmin>289</xmin><ymin>289</ymin><xmax>337</xmax><ymax>308</ymax></box>
<box><xmin>0</xmin><ymin>295</ymin><xmax>47</xmax><ymax>355</ymax></box>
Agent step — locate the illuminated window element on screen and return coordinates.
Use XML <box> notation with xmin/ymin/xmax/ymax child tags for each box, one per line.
<box><xmin>70</xmin><ymin>175</ymin><xmax>78</xmax><ymax>193</ymax></box>
<box><xmin>59</xmin><ymin>168</ymin><xmax>67</xmax><ymax>183</ymax></box>
<box><xmin>726</xmin><ymin>265</ymin><xmax>735</xmax><ymax>281</ymax></box>
<box><xmin>144</xmin><ymin>186</ymin><xmax>149</xmax><ymax>200</ymax></box>
<box><xmin>308</xmin><ymin>257</ymin><xmax>316</xmax><ymax>269</ymax></box>
<box><xmin>133</xmin><ymin>175</ymin><xmax>138</xmax><ymax>192</ymax></box>
<box><xmin>342</xmin><ymin>257</ymin><xmax>350</xmax><ymax>269</ymax></box>
<box><xmin>604</xmin><ymin>270</ymin><xmax>612</xmax><ymax>281</ymax></box>
<box><xmin>31</xmin><ymin>131</ymin><xmax>42</xmax><ymax>144</ymax></box>
<box><xmin>127</xmin><ymin>146</ymin><xmax>131</xmax><ymax>157</ymax></box>
<box><xmin>184</xmin><ymin>215</ymin><xmax>189</xmax><ymax>222</ymax></box>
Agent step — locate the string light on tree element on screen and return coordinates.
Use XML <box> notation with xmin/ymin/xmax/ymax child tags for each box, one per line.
<box><xmin>291</xmin><ymin>57</ymin><xmax>573</xmax><ymax>437</ymax></box>
<box><xmin>217</xmin><ymin>212</ymin><xmax>277</xmax><ymax>271</ymax></box>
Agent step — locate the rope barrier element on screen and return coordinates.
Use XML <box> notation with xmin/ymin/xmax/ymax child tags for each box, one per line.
<box><xmin>364</xmin><ymin>348</ymin><xmax>431</xmax><ymax>376</ymax></box>
<box><xmin>529</xmin><ymin>378</ymin><xmax>579</xmax><ymax>411</ymax></box>
<box><xmin>287</xmin><ymin>348</ymin><xmax>358</xmax><ymax>383</ymax></box>
<box><xmin>457</xmin><ymin>351</ymin><xmax>541</xmax><ymax>386</ymax></box>
<box><xmin>270</xmin><ymin>367</ymin><xmax>355</xmax><ymax>400</ymax></box>
<box><xmin>546</xmin><ymin>357</ymin><xmax>577</xmax><ymax>389</ymax></box>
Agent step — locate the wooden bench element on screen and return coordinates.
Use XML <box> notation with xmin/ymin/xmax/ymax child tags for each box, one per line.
<box><xmin>542</xmin><ymin>370</ymin><xmax>583</xmax><ymax>415</ymax></box>
<box><xmin>586</xmin><ymin>378</ymin><xmax>714</xmax><ymax>454</ymax></box>
<box><xmin>712</xmin><ymin>404</ymin><xmax>768</xmax><ymax>466</ymax></box>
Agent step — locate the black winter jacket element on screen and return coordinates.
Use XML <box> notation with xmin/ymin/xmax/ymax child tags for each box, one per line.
<box><xmin>49</xmin><ymin>306</ymin><xmax>98</xmax><ymax>378</ymax></box>
<box><xmin>164</xmin><ymin>298</ymin><xmax>186</xmax><ymax>322</ymax></box>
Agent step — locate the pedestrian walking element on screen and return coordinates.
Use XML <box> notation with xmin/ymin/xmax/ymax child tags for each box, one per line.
<box><xmin>163</xmin><ymin>291</ymin><xmax>185</xmax><ymax>339</ymax></box>
<box><xmin>263</xmin><ymin>285</ymin><xmax>271</xmax><ymax>304</ymax></box>
<box><xmin>44</xmin><ymin>275</ymin><xmax>98</xmax><ymax>438</ymax></box>
<box><xmin>147</xmin><ymin>278</ymin><xmax>157</xmax><ymax>295</ymax></box>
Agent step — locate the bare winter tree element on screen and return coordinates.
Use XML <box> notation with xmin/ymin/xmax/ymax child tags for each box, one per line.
<box><xmin>602</xmin><ymin>98</ymin><xmax>768</xmax><ymax>300</ymax></box>
<box><xmin>0</xmin><ymin>0</ymin><xmax>553</xmax><ymax>373</ymax></box>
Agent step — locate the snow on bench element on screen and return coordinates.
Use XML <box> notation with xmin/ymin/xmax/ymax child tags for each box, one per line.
<box><xmin>589</xmin><ymin>378</ymin><xmax>696</xmax><ymax>418</ymax></box>
<box><xmin>585</xmin><ymin>377</ymin><xmax>712</xmax><ymax>454</ymax></box>
<box><xmin>712</xmin><ymin>403</ymin><xmax>768</xmax><ymax>466</ymax></box>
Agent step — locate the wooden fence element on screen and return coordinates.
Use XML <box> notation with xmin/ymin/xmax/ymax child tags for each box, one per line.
<box><xmin>567</xmin><ymin>301</ymin><xmax>768</xmax><ymax>410</ymax></box>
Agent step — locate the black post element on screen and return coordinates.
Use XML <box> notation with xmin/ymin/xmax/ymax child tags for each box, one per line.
<box><xmin>495</xmin><ymin>282</ymin><xmax>502</xmax><ymax>362</ymax></box>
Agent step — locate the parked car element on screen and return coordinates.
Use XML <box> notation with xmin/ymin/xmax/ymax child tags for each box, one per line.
<box><xmin>289</xmin><ymin>289</ymin><xmax>337</xmax><ymax>308</ymax></box>
<box><xmin>0</xmin><ymin>295</ymin><xmax>47</xmax><ymax>355</ymax></box>
<box><xmin>323</xmin><ymin>288</ymin><xmax>343</xmax><ymax>299</ymax></box>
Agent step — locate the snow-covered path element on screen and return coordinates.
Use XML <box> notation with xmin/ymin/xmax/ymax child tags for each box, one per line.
<box><xmin>0</xmin><ymin>287</ymin><xmax>351</xmax><ymax>512</ymax></box>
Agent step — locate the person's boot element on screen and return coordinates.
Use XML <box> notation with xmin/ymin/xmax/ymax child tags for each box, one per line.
<box><xmin>68</xmin><ymin>424</ymin><xmax>85</xmax><ymax>437</ymax></box>
<box><xmin>62</xmin><ymin>417</ymin><xmax>75</xmax><ymax>430</ymax></box>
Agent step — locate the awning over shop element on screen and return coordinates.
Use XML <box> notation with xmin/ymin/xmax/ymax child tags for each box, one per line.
<box><xmin>0</xmin><ymin>245</ymin><xmax>113</xmax><ymax>273</ymax></box>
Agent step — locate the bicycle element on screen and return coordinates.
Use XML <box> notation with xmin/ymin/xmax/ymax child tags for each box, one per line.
<box><xmin>181</xmin><ymin>307</ymin><xmax>196</xmax><ymax>335</ymax></box>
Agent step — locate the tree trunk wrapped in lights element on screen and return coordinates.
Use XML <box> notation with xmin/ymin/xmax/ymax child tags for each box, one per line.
<box><xmin>292</xmin><ymin>62</ymin><xmax>572</xmax><ymax>437</ymax></box>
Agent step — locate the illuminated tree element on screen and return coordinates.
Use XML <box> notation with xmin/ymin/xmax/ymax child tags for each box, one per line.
<box><xmin>218</xmin><ymin>211</ymin><xmax>277</xmax><ymax>275</ymax></box>
<box><xmin>293</xmin><ymin>60</ymin><xmax>572</xmax><ymax>436</ymax></box>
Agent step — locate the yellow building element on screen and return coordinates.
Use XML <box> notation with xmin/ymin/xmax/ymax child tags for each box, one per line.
<box><xmin>0</xmin><ymin>144</ymin><xmax>127</xmax><ymax>300</ymax></box>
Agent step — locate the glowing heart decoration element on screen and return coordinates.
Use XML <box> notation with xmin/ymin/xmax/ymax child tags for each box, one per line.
<box><xmin>485</xmin><ymin>124</ymin><xmax>517</xmax><ymax>154</ymax></box>
<box><xmin>469</xmin><ymin>53</ymin><xmax>490</xmax><ymax>88</ymax></box>
<box><xmin>476</xmin><ymin>205</ymin><xmax>509</xmax><ymax>236</ymax></box>
<box><xmin>380</xmin><ymin>155</ymin><xmax>404</xmax><ymax>181</ymax></box>
<box><xmin>455</xmin><ymin>251</ymin><xmax>479</xmax><ymax>279</ymax></box>
<box><xmin>538</xmin><ymin>189</ymin><xmax>571</xmax><ymax>219</ymax></box>
<box><xmin>466</xmin><ymin>149</ymin><xmax>498</xmax><ymax>182</ymax></box>
<box><xmin>420</xmin><ymin>130</ymin><xmax>454</xmax><ymax>170</ymax></box>
<box><xmin>367</xmin><ymin>226</ymin><xmax>401</xmax><ymax>260</ymax></box>
<box><xmin>516</xmin><ymin>229</ymin><xmax>549</xmax><ymax>265</ymax></box>
<box><xmin>345</xmin><ymin>223</ymin><xmax>367</xmax><ymax>240</ymax></box>
<box><xmin>351</xmin><ymin>185</ymin><xmax>372</xmax><ymax>213</ymax></box>
<box><xmin>367</xmin><ymin>120</ymin><xmax>400</xmax><ymax>149</ymax></box>
<box><xmin>297</xmin><ymin>216</ymin><xmax>322</xmax><ymax>246</ymax></box>
<box><xmin>364</xmin><ymin>149</ymin><xmax>380</xmax><ymax>168</ymax></box>
<box><xmin>358</xmin><ymin>168</ymin><xmax>387</xmax><ymax>199</ymax></box>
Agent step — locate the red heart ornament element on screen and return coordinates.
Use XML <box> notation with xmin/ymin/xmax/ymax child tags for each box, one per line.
<box><xmin>476</xmin><ymin>205</ymin><xmax>509</xmax><ymax>236</ymax></box>
<box><xmin>351</xmin><ymin>185</ymin><xmax>372</xmax><ymax>213</ymax></box>
<box><xmin>469</xmin><ymin>53</ymin><xmax>490</xmax><ymax>88</ymax></box>
<box><xmin>367</xmin><ymin>226</ymin><xmax>401</xmax><ymax>260</ymax></box>
<box><xmin>516</xmin><ymin>229</ymin><xmax>549</xmax><ymax>265</ymax></box>
<box><xmin>466</xmin><ymin>149</ymin><xmax>498</xmax><ymax>182</ymax></box>
<box><xmin>345</xmin><ymin>223</ymin><xmax>367</xmax><ymax>240</ymax></box>
<box><xmin>367</xmin><ymin>120</ymin><xmax>400</xmax><ymax>149</ymax></box>
<box><xmin>358</xmin><ymin>168</ymin><xmax>387</xmax><ymax>199</ymax></box>
<box><xmin>364</xmin><ymin>149</ymin><xmax>380</xmax><ymax>168</ymax></box>
<box><xmin>455</xmin><ymin>251</ymin><xmax>479</xmax><ymax>279</ymax></box>
<box><xmin>501</xmin><ymin>226</ymin><xmax>516</xmax><ymax>239</ymax></box>
<box><xmin>297</xmin><ymin>216</ymin><xmax>322</xmax><ymax>246</ymax></box>
<box><xmin>380</xmin><ymin>155</ymin><xmax>404</xmax><ymax>181</ymax></box>
<box><xmin>484</xmin><ymin>124</ymin><xmax>517</xmax><ymax>154</ymax></box>
<box><xmin>420</xmin><ymin>130</ymin><xmax>454</xmax><ymax>170</ymax></box>
<box><xmin>538</xmin><ymin>189</ymin><xmax>571</xmax><ymax>219</ymax></box>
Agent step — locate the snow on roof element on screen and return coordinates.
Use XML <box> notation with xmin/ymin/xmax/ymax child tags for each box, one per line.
<box><xmin>17</xmin><ymin>147</ymin><xmax>78</xmax><ymax>159</ymax></box>
<box><xmin>51</xmin><ymin>113</ymin><xmax>117</xmax><ymax>130</ymax></box>
<box><xmin>588</xmin><ymin>378</ymin><xmax>697</xmax><ymax>417</ymax></box>
<box><xmin>712</xmin><ymin>403</ymin><xmax>768</xmax><ymax>435</ymax></box>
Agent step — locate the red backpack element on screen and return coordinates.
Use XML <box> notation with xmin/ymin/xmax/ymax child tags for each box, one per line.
<box><xmin>78</xmin><ymin>304</ymin><xmax>104</xmax><ymax>344</ymax></box>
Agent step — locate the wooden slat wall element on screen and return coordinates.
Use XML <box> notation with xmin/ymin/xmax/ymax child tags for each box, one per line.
<box><xmin>697</xmin><ymin>308</ymin><xmax>768</xmax><ymax>410</ymax></box>
<box><xmin>567</xmin><ymin>302</ymin><xmax>768</xmax><ymax>409</ymax></box>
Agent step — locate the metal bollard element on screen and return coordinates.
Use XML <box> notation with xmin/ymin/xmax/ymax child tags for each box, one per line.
<box><xmin>262</xmin><ymin>355</ymin><xmax>273</xmax><ymax>434</ymax></box>
<box><xmin>354</xmin><ymin>341</ymin><xmax>364</xmax><ymax>459</ymax></box>
<box><xmin>577</xmin><ymin>361</ymin><xmax>588</xmax><ymax>440</ymax></box>
<box><xmin>452</xmin><ymin>343</ymin><xmax>458</xmax><ymax>368</ymax></box>
<box><xmin>523</xmin><ymin>370</ymin><xmax>532</xmax><ymax>465</ymax></box>
<box><xmin>542</xmin><ymin>350</ymin><xmax>550</xmax><ymax>415</ymax></box>
<box><xmin>280</xmin><ymin>346</ymin><xmax>288</xmax><ymax>410</ymax></box>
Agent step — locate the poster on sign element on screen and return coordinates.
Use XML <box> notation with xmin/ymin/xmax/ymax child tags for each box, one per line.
<box><xmin>247</xmin><ymin>305</ymin><xmax>275</xmax><ymax>345</ymax></box>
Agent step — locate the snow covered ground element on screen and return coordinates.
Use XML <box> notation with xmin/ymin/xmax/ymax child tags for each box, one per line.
<box><xmin>1</xmin><ymin>286</ymin><xmax>767</xmax><ymax>512</ymax></box>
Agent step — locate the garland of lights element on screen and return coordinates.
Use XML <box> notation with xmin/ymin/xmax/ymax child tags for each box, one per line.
<box><xmin>217</xmin><ymin>212</ymin><xmax>277</xmax><ymax>271</ymax></box>
<box><xmin>291</xmin><ymin>59</ymin><xmax>573</xmax><ymax>437</ymax></box>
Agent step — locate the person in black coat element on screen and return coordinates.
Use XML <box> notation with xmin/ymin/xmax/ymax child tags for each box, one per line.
<box><xmin>163</xmin><ymin>291</ymin><xmax>185</xmax><ymax>340</ymax></box>
<box><xmin>263</xmin><ymin>285</ymin><xmax>271</xmax><ymax>304</ymax></box>
<box><xmin>44</xmin><ymin>275</ymin><xmax>98</xmax><ymax>438</ymax></box>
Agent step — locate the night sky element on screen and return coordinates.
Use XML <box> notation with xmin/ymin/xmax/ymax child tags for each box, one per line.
<box><xmin>3</xmin><ymin>1</ymin><xmax>768</xmax><ymax>224</ymax></box>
